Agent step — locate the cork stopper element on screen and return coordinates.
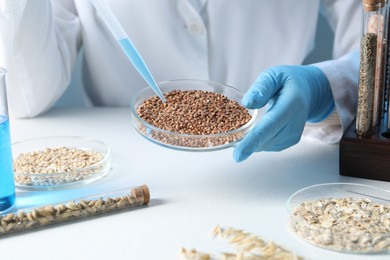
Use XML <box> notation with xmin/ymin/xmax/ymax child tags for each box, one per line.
<box><xmin>131</xmin><ymin>185</ymin><xmax>150</xmax><ymax>205</ymax></box>
<box><xmin>362</xmin><ymin>0</ymin><xmax>385</xmax><ymax>11</ymax></box>
<box><xmin>140</xmin><ymin>184</ymin><xmax>150</xmax><ymax>204</ymax></box>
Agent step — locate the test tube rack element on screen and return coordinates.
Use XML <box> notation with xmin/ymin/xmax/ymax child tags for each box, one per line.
<box><xmin>339</xmin><ymin>117</ymin><xmax>390</xmax><ymax>182</ymax></box>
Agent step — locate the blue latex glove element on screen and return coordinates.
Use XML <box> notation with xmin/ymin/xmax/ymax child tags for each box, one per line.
<box><xmin>233</xmin><ymin>65</ymin><xmax>334</xmax><ymax>162</ymax></box>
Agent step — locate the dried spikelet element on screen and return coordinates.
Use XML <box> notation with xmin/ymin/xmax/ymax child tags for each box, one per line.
<box><xmin>262</xmin><ymin>241</ymin><xmax>277</xmax><ymax>257</ymax></box>
<box><xmin>180</xmin><ymin>226</ymin><xmax>304</xmax><ymax>260</ymax></box>
<box><xmin>236</xmin><ymin>249</ymin><xmax>245</xmax><ymax>260</ymax></box>
<box><xmin>220</xmin><ymin>252</ymin><xmax>236</xmax><ymax>260</ymax></box>
<box><xmin>221</xmin><ymin>227</ymin><xmax>235</xmax><ymax>238</ymax></box>
<box><xmin>179</xmin><ymin>247</ymin><xmax>210</xmax><ymax>260</ymax></box>
<box><xmin>228</xmin><ymin>233</ymin><xmax>250</xmax><ymax>244</ymax></box>
<box><xmin>198</xmin><ymin>253</ymin><xmax>211</xmax><ymax>260</ymax></box>
<box><xmin>233</xmin><ymin>229</ymin><xmax>244</xmax><ymax>235</ymax></box>
<box><xmin>237</xmin><ymin>236</ymin><xmax>260</xmax><ymax>246</ymax></box>
<box><xmin>239</xmin><ymin>242</ymin><xmax>258</xmax><ymax>252</ymax></box>
<box><xmin>210</xmin><ymin>224</ymin><xmax>222</xmax><ymax>239</ymax></box>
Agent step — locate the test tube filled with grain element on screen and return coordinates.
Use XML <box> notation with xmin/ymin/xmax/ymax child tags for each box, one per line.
<box><xmin>0</xmin><ymin>185</ymin><xmax>150</xmax><ymax>236</ymax></box>
<box><xmin>356</xmin><ymin>0</ymin><xmax>386</xmax><ymax>136</ymax></box>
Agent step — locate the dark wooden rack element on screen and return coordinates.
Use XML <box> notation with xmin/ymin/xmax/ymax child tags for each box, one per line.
<box><xmin>339</xmin><ymin>117</ymin><xmax>390</xmax><ymax>182</ymax></box>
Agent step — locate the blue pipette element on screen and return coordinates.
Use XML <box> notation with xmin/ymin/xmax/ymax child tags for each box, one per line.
<box><xmin>89</xmin><ymin>0</ymin><xmax>166</xmax><ymax>102</ymax></box>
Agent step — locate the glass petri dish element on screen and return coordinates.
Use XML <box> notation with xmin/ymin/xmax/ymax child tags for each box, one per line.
<box><xmin>12</xmin><ymin>136</ymin><xmax>111</xmax><ymax>190</ymax></box>
<box><xmin>130</xmin><ymin>79</ymin><xmax>257</xmax><ymax>151</ymax></box>
<box><xmin>287</xmin><ymin>183</ymin><xmax>390</xmax><ymax>254</ymax></box>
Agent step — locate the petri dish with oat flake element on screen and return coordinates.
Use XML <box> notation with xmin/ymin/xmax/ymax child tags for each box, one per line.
<box><xmin>287</xmin><ymin>183</ymin><xmax>390</xmax><ymax>254</ymax></box>
<box><xmin>12</xmin><ymin>136</ymin><xmax>111</xmax><ymax>190</ymax></box>
<box><xmin>130</xmin><ymin>79</ymin><xmax>257</xmax><ymax>151</ymax></box>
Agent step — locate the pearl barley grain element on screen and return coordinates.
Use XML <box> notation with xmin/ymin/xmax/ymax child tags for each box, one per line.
<box><xmin>0</xmin><ymin>185</ymin><xmax>150</xmax><ymax>236</ymax></box>
<box><xmin>291</xmin><ymin>197</ymin><xmax>390</xmax><ymax>253</ymax></box>
<box><xmin>13</xmin><ymin>147</ymin><xmax>105</xmax><ymax>186</ymax></box>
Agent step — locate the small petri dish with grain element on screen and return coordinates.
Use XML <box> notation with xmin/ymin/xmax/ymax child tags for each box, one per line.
<box><xmin>287</xmin><ymin>183</ymin><xmax>390</xmax><ymax>254</ymax></box>
<box><xmin>12</xmin><ymin>136</ymin><xmax>111</xmax><ymax>190</ymax></box>
<box><xmin>130</xmin><ymin>79</ymin><xmax>257</xmax><ymax>151</ymax></box>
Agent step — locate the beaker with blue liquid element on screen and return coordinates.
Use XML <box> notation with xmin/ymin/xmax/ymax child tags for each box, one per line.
<box><xmin>0</xmin><ymin>68</ymin><xmax>15</xmax><ymax>212</ymax></box>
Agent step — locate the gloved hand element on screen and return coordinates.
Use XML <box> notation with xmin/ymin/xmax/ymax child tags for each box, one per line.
<box><xmin>233</xmin><ymin>65</ymin><xmax>335</xmax><ymax>162</ymax></box>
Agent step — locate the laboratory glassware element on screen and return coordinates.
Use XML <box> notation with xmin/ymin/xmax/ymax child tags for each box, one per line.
<box><xmin>0</xmin><ymin>68</ymin><xmax>16</xmax><ymax>212</ymax></box>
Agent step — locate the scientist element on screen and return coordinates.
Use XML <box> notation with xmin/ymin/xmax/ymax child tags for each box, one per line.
<box><xmin>0</xmin><ymin>0</ymin><xmax>360</xmax><ymax>162</ymax></box>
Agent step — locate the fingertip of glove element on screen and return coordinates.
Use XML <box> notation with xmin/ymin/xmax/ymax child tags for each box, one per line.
<box><xmin>241</xmin><ymin>92</ymin><xmax>256</xmax><ymax>108</ymax></box>
<box><xmin>233</xmin><ymin>148</ymin><xmax>250</xmax><ymax>163</ymax></box>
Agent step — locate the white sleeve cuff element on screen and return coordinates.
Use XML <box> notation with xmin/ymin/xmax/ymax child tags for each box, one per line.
<box><xmin>303</xmin><ymin>50</ymin><xmax>359</xmax><ymax>143</ymax></box>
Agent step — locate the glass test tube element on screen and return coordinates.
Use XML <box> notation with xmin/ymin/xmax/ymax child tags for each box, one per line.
<box><xmin>386</xmin><ymin>0</ymin><xmax>390</xmax><ymax>131</ymax></box>
<box><xmin>0</xmin><ymin>184</ymin><xmax>150</xmax><ymax>237</ymax></box>
<box><xmin>356</xmin><ymin>0</ymin><xmax>385</xmax><ymax>136</ymax></box>
<box><xmin>0</xmin><ymin>68</ymin><xmax>16</xmax><ymax>212</ymax></box>
<box><xmin>382</xmin><ymin>0</ymin><xmax>389</xmax><ymax>126</ymax></box>
<box><xmin>373</xmin><ymin>0</ymin><xmax>388</xmax><ymax>127</ymax></box>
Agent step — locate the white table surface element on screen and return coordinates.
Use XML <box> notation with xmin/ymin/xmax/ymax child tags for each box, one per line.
<box><xmin>1</xmin><ymin>107</ymin><xmax>389</xmax><ymax>260</ymax></box>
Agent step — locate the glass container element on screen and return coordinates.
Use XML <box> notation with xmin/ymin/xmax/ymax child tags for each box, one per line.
<box><xmin>130</xmin><ymin>79</ymin><xmax>257</xmax><ymax>151</ymax></box>
<box><xmin>356</xmin><ymin>0</ymin><xmax>386</xmax><ymax>136</ymax></box>
<box><xmin>12</xmin><ymin>136</ymin><xmax>111</xmax><ymax>190</ymax></box>
<box><xmin>0</xmin><ymin>184</ymin><xmax>149</xmax><ymax>236</ymax></box>
<box><xmin>287</xmin><ymin>183</ymin><xmax>390</xmax><ymax>254</ymax></box>
<box><xmin>0</xmin><ymin>68</ymin><xmax>15</xmax><ymax>212</ymax></box>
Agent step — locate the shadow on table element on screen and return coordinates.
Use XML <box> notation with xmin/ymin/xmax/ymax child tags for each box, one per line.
<box><xmin>179</xmin><ymin>140</ymin><xmax>349</xmax><ymax>203</ymax></box>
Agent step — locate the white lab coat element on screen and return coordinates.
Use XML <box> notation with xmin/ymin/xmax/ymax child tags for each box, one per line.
<box><xmin>0</xmin><ymin>0</ymin><xmax>360</xmax><ymax>143</ymax></box>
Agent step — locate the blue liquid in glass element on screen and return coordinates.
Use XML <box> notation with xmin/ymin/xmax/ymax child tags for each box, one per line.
<box><xmin>0</xmin><ymin>115</ymin><xmax>15</xmax><ymax>212</ymax></box>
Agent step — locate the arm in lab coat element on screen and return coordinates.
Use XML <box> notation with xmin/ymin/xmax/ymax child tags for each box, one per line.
<box><xmin>0</xmin><ymin>0</ymin><xmax>81</xmax><ymax>118</ymax></box>
<box><xmin>304</xmin><ymin>0</ymin><xmax>361</xmax><ymax>143</ymax></box>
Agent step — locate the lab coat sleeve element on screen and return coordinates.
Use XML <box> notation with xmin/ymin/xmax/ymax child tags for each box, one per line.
<box><xmin>303</xmin><ymin>0</ymin><xmax>361</xmax><ymax>143</ymax></box>
<box><xmin>0</xmin><ymin>0</ymin><xmax>81</xmax><ymax>118</ymax></box>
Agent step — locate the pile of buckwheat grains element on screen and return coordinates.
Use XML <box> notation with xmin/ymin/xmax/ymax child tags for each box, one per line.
<box><xmin>13</xmin><ymin>147</ymin><xmax>105</xmax><ymax>186</ymax></box>
<box><xmin>291</xmin><ymin>197</ymin><xmax>390</xmax><ymax>253</ymax></box>
<box><xmin>137</xmin><ymin>90</ymin><xmax>252</xmax><ymax>135</ymax></box>
<box><xmin>135</xmin><ymin>89</ymin><xmax>253</xmax><ymax>148</ymax></box>
<box><xmin>180</xmin><ymin>225</ymin><xmax>303</xmax><ymax>260</ymax></box>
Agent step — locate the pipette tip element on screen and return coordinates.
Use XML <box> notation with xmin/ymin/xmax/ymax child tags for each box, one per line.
<box><xmin>152</xmin><ymin>86</ymin><xmax>166</xmax><ymax>103</ymax></box>
<box><xmin>157</xmin><ymin>93</ymin><xmax>167</xmax><ymax>103</ymax></box>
